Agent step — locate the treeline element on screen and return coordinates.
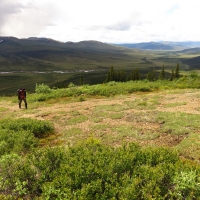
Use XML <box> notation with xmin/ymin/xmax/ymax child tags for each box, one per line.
<box><xmin>27</xmin><ymin>72</ymin><xmax>200</xmax><ymax>102</ymax></box>
<box><xmin>105</xmin><ymin>64</ymin><xmax>180</xmax><ymax>82</ymax></box>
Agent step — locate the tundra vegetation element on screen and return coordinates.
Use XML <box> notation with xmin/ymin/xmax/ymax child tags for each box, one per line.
<box><xmin>0</xmin><ymin>72</ymin><xmax>200</xmax><ymax>199</ymax></box>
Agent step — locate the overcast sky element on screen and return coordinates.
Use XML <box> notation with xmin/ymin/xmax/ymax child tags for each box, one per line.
<box><xmin>1</xmin><ymin>0</ymin><xmax>200</xmax><ymax>43</ymax></box>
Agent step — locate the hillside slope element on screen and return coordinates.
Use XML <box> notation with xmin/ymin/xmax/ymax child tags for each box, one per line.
<box><xmin>0</xmin><ymin>37</ymin><xmax>136</xmax><ymax>71</ymax></box>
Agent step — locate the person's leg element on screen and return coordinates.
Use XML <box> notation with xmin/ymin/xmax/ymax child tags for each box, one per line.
<box><xmin>24</xmin><ymin>99</ymin><xmax>28</xmax><ymax>109</ymax></box>
<box><xmin>19</xmin><ymin>99</ymin><xmax>22</xmax><ymax>108</ymax></box>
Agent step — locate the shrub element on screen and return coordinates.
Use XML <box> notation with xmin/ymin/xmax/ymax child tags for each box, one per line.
<box><xmin>0</xmin><ymin>118</ymin><xmax>54</xmax><ymax>137</ymax></box>
<box><xmin>29</xmin><ymin>77</ymin><xmax>200</xmax><ymax>102</ymax></box>
<box><xmin>0</xmin><ymin>153</ymin><xmax>37</xmax><ymax>198</ymax></box>
<box><xmin>171</xmin><ymin>170</ymin><xmax>200</xmax><ymax>199</ymax></box>
<box><xmin>1</xmin><ymin>142</ymin><xmax>200</xmax><ymax>199</ymax></box>
<box><xmin>35</xmin><ymin>83</ymin><xmax>52</xmax><ymax>94</ymax></box>
<box><xmin>68</xmin><ymin>82</ymin><xmax>76</xmax><ymax>88</ymax></box>
<box><xmin>0</xmin><ymin>129</ymin><xmax>38</xmax><ymax>155</ymax></box>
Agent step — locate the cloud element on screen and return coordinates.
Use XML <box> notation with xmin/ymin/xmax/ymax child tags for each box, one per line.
<box><xmin>0</xmin><ymin>1</ymin><xmax>24</xmax><ymax>32</ymax></box>
<box><xmin>105</xmin><ymin>18</ymin><xmax>141</xmax><ymax>31</ymax></box>
<box><xmin>87</xmin><ymin>21</ymin><xmax>132</xmax><ymax>31</ymax></box>
<box><xmin>0</xmin><ymin>0</ymin><xmax>58</xmax><ymax>38</ymax></box>
<box><xmin>1</xmin><ymin>0</ymin><xmax>200</xmax><ymax>43</ymax></box>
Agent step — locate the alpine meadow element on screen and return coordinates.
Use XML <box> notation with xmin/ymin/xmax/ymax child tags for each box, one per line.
<box><xmin>1</xmin><ymin>37</ymin><xmax>200</xmax><ymax>199</ymax></box>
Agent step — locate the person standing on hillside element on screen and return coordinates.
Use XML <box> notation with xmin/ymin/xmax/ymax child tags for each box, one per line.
<box><xmin>17</xmin><ymin>88</ymin><xmax>28</xmax><ymax>109</ymax></box>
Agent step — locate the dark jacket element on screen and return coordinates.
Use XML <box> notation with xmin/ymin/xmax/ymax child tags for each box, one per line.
<box><xmin>18</xmin><ymin>89</ymin><xmax>26</xmax><ymax>100</ymax></box>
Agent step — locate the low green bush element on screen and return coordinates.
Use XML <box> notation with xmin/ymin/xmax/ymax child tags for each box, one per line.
<box><xmin>0</xmin><ymin>129</ymin><xmax>38</xmax><ymax>155</ymax></box>
<box><xmin>0</xmin><ymin>153</ymin><xmax>37</xmax><ymax>198</ymax></box>
<box><xmin>28</xmin><ymin>75</ymin><xmax>200</xmax><ymax>102</ymax></box>
<box><xmin>1</xmin><ymin>142</ymin><xmax>200</xmax><ymax>199</ymax></box>
<box><xmin>171</xmin><ymin>170</ymin><xmax>200</xmax><ymax>199</ymax></box>
<box><xmin>0</xmin><ymin>118</ymin><xmax>54</xmax><ymax>137</ymax></box>
<box><xmin>35</xmin><ymin>83</ymin><xmax>52</xmax><ymax>94</ymax></box>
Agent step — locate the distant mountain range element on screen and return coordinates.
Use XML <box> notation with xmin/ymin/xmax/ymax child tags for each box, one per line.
<box><xmin>1</xmin><ymin>36</ymin><xmax>200</xmax><ymax>73</ymax></box>
<box><xmin>0</xmin><ymin>36</ymin><xmax>121</xmax><ymax>53</ymax></box>
<box><xmin>113</xmin><ymin>41</ymin><xmax>200</xmax><ymax>51</ymax></box>
<box><xmin>113</xmin><ymin>41</ymin><xmax>200</xmax><ymax>71</ymax></box>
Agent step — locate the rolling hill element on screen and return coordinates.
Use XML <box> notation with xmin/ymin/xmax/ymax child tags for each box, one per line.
<box><xmin>1</xmin><ymin>37</ymin><xmax>200</xmax><ymax>72</ymax></box>
<box><xmin>0</xmin><ymin>37</ymin><xmax>136</xmax><ymax>72</ymax></box>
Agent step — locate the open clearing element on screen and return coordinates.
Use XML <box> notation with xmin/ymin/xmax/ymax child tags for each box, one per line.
<box><xmin>1</xmin><ymin>88</ymin><xmax>200</xmax><ymax>161</ymax></box>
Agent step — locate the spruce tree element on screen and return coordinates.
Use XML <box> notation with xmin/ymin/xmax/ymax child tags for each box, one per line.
<box><xmin>131</xmin><ymin>70</ymin><xmax>134</xmax><ymax>80</ymax></box>
<box><xmin>131</xmin><ymin>69</ymin><xmax>136</xmax><ymax>80</ymax></box>
<box><xmin>159</xmin><ymin>65</ymin><xmax>165</xmax><ymax>80</ymax></box>
<box><xmin>120</xmin><ymin>70</ymin><xmax>126</xmax><ymax>82</ymax></box>
<box><xmin>147</xmin><ymin>68</ymin><xmax>156</xmax><ymax>81</ymax></box>
<box><xmin>105</xmin><ymin>71</ymin><xmax>111</xmax><ymax>82</ymax></box>
<box><xmin>131</xmin><ymin>68</ymin><xmax>140</xmax><ymax>81</ymax></box>
<box><xmin>175</xmin><ymin>63</ymin><xmax>180</xmax><ymax>79</ymax></box>
<box><xmin>147</xmin><ymin>71</ymin><xmax>153</xmax><ymax>81</ymax></box>
<box><xmin>110</xmin><ymin>66</ymin><xmax>115</xmax><ymax>81</ymax></box>
<box><xmin>170</xmin><ymin>69</ymin><xmax>175</xmax><ymax>81</ymax></box>
<box><xmin>105</xmin><ymin>66</ymin><xmax>115</xmax><ymax>82</ymax></box>
<box><xmin>151</xmin><ymin>68</ymin><xmax>156</xmax><ymax>81</ymax></box>
<box><xmin>135</xmin><ymin>68</ymin><xmax>140</xmax><ymax>80</ymax></box>
<box><xmin>115</xmin><ymin>70</ymin><xmax>120</xmax><ymax>82</ymax></box>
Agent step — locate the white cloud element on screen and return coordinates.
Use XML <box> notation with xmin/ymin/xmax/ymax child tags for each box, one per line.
<box><xmin>0</xmin><ymin>0</ymin><xmax>59</xmax><ymax>37</ymax></box>
<box><xmin>1</xmin><ymin>0</ymin><xmax>200</xmax><ymax>42</ymax></box>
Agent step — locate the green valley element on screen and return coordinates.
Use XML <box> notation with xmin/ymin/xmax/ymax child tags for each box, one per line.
<box><xmin>1</xmin><ymin>37</ymin><xmax>200</xmax><ymax>95</ymax></box>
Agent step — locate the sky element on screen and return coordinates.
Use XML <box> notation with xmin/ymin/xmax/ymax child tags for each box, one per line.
<box><xmin>1</xmin><ymin>0</ymin><xmax>200</xmax><ymax>43</ymax></box>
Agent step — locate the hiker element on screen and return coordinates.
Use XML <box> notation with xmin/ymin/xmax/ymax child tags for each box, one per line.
<box><xmin>17</xmin><ymin>88</ymin><xmax>28</xmax><ymax>109</ymax></box>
